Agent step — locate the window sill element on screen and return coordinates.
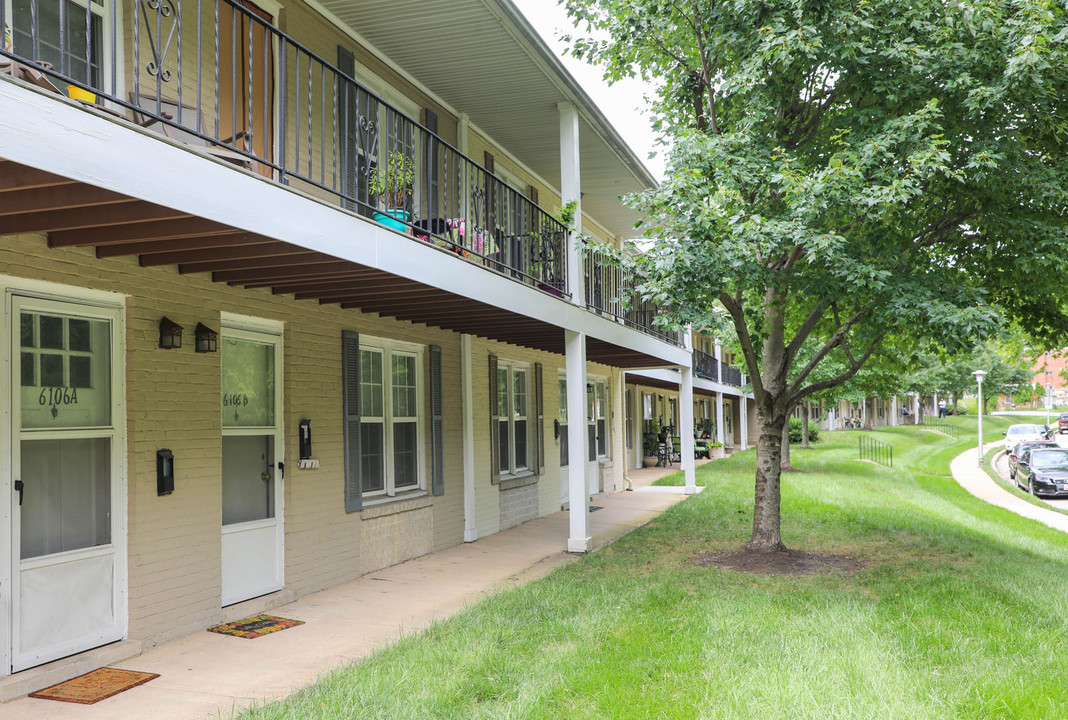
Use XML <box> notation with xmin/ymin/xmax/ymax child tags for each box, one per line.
<box><xmin>496</xmin><ymin>473</ymin><xmax>538</xmax><ymax>491</ymax></box>
<box><xmin>360</xmin><ymin>493</ymin><xmax>432</xmax><ymax>520</ymax></box>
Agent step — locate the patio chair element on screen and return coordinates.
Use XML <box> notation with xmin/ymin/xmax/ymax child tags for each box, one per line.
<box><xmin>130</xmin><ymin>93</ymin><xmax>254</xmax><ymax>169</ymax></box>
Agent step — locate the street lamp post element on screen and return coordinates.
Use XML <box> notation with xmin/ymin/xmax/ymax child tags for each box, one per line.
<box><xmin>1047</xmin><ymin>383</ymin><xmax>1053</xmax><ymax>427</ymax></box>
<box><xmin>974</xmin><ymin>370</ymin><xmax>987</xmax><ymax>467</ymax></box>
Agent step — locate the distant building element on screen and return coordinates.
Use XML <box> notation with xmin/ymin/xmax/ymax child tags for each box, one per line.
<box><xmin>1031</xmin><ymin>350</ymin><xmax>1068</xmax><ymax>396</ymax></box>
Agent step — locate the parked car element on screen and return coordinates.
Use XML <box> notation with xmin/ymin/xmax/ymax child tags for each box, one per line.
<box><xmin>1008</xmin><ymin>440</ymin><xmax>1058</xmax><ymax>480</ymax></box>
<box><xmin>1015</xmin><ymin>447</ymin><xmax>1068</xmax><ymax>497</ymax></box>
<box><xmin>1003</xmin><ymin>424</ymin><xmax>1048</xmax><ymax>455</ymax></box>
<box><xmin>1058</xmin><ymin>412</ymin><xmax>1068</xmax><ymax>434</ymax></box>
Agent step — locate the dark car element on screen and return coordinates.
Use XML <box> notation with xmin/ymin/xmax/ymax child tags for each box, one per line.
<box><xmin>1015</xmin><ymin>447</ymin><xmax>1068</xmax><ymax>497</ymax></box>
<box><xmin>1008</xmin><ymin>440</ymin><xmax>1058</xmax><ymax>480</ymax></box>
<box><xmin>1058</xmin><ymin>413</ymin><xmax>1068</xmax><ymax>434</ymax></box>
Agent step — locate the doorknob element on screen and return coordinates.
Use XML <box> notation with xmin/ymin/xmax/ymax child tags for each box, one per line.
<box><xmin>260</xmin><ymin>471</ymin><xmax>271</xmax><ymax>482</ymax></box>
<box><xmin>14</xmin><ymin>480</ymin><xmax>24</xmax><ymax>506</ymax></box>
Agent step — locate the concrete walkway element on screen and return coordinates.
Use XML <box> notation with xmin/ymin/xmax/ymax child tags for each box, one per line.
<box><xmin>4</xmin><ymin>466</ymin><xmax>695</xmax><ymax>720</ymax></box>
<box><xmin>950</xmin><ymin>443</ymin><xmax>1068</xmax><ymax>534</ymax></box>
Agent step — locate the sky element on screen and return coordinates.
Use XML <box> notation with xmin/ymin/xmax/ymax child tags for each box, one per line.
<box><xmin>509</xmin><ymin>0</ymin><xmax>666</xmax><ymax>181</ymax></box>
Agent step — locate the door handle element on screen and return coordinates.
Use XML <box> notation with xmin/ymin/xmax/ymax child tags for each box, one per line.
<box><xmin>14</xmin><ymin>480</ymin><xmax>23</xmax><ymax>506</ymax></box>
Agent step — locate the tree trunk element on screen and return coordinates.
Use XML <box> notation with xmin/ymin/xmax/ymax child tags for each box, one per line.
<box><xmin>781</xmin><ymin>421</ymin><xmax>792</xmax><ymax>471</ymax></box>
<box><xmin>917</xmin><ymin>397</ymin><xmax>925</xmax><ymax>424</ymax></box>
<box><xmin>863</xmin><ymin>397</ymin><xmax>873</xmax><ymax>430</ymax></box>
<box><xmin>801</xmin><ymin>402</ymin><xmax>811</xmax><ymax>449</ymax></box>
<box><xmin>749</xmin><ymin>416</ymin><xmax>787</xmax><ymax>552</ymax></box>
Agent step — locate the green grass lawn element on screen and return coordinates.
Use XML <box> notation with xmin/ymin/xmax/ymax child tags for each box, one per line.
<box><xmin>241</xmin><ymin>418</ymin><xmax>1068</xmax><ymax>719</ymax></box>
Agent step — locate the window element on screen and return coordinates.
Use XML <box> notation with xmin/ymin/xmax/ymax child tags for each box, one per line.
<box><xmin>625</xmin><ymin>389</ymin><xmax>633</xmax><ymax>450</ymax></box>
<box><xmin>497</xmin><ymin>361</ymin><xmax>529</xmax><ymax>475</ymax></box>
<box><xmin>357</xmin><ymin>341</ymin><xmax>424</xmax><ymax>499</ymax></box>
<box><xmin>12</xmin><ymin>0</ymin><xmax>105</xmax><ymax>85</ymax></box>
<box><xmin>594</xmin><ymin>380</ymin><xmax>608</xmax><ymax>457</ymax></box>
<box><xmin>642</xmin><ymin>392</ymin><xmax>654</xmax><ymax>433</ymax></box>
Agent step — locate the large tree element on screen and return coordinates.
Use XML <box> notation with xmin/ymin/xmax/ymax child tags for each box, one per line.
<box><xmin>565</xmin><ymin>0</ymin><xmax>1068</xmax><ymax>551</ymax></box>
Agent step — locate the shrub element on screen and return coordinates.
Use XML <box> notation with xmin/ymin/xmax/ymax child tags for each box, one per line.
<box><xmin>789</xmin><ymin>417</ymin><xmax>820</xmax><ymax>443</ymax></box>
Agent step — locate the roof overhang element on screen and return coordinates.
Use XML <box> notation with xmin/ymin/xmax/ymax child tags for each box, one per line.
<box><xmin>310</xmin><ymin>0</ymin><xmax>656</xmax><ymax>238</ymax></box>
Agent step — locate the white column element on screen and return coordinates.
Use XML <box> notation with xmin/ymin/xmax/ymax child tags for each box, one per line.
<box><xmin>680</xmin><ymin>366</ymin><xmax>697</xmax><ymax>493</ymax></box>
<box><xmin>892</xmin><ymin>396</ymin><xmax>899</xmax><ymax>426</ymax></box>
<box><xmin>558</xmin><ymin>102</ymin><xmax>583</xmax><ymax>306</ymax></box>
<box><xmin>715</xmin><ymin>392</ymin><xmax>725</xmax><ymax>445</ymax></box>
<box><xmin>461</xmin><ymin>334</ymin><xmax>477</xmax><ymax>542</ymax></box>
<box><xmin>913</xmin><ymin>393</ymin><xmax>919</xmax><ymax>416</ymax></box>
<box><xmin>565</xmin><ymin>330</ymin><xmax>590</xmax><ymax>553</ymax></box>
<box><xmin>457</xmin><ymin>112</ymin><xmax>470</xmax><ymax>156</ymax></box>
<box><xmin>739</xmin><ymin>397</ymin><xmax>749</xmax><ymax>450</ymax></box>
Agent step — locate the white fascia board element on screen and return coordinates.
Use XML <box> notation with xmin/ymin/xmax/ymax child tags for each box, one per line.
<box><xmin>0</xmin><ymin>82</ymin><xmax>686</xmax><ymax>365</ymax></box>
<box><xmin>627</xmin><ymin>367</ymin><xmax>746</xmax><ymax>397</ymax></box>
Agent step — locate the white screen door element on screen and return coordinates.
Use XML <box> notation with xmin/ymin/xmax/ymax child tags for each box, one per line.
<box><xmin>10</xmin><ymin>296</ymin><xmax>124</xmax><ymax>672</ymax></box>
<box><xmin>220</xmin><ymin>325</ymin><xmax>283</xmax><ymax>606</ymax></box>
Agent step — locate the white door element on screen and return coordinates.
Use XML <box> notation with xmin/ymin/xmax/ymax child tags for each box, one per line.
<box><xmin>10</xmin><ymin>297</ymin><xmax>124</xmax><ymax>672</ymax></box>
<box><xmin>220</xmin><ymin>326</ymin><xmax>283</xmax><ymax>606</ymax></box>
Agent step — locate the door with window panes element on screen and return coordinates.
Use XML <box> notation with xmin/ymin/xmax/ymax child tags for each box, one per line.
<box><xmin>220</xmin><ymin>326</ymin><xmax>283</xmax><ymax>606</ymax></box>
<box><xmin>10</xmin><ymin>297</ymin><xmax>123</xmax><ymax>672</ymax></box>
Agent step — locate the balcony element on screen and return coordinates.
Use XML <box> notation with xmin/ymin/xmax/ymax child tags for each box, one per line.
<box><xmin>693</xmin><ymin>349</ymin><xmax>718</xmax><ymax>381</ymax></box>
<box><xmin>583</xmin><ymin>247</ymin><xmax>684</xmax><ymax>346</ymax></box>
<box><xmin>720</xmin><ymin>362</ymin><xmax>743</xmax><ymax>387</ymax></box>
<box><xmin>0</xmin><ymin>0</ymin><xmax>679</xmax><ymax>346</ymax></box>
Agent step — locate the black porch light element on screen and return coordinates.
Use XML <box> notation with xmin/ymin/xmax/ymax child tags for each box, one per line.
<box><xmin>195</xmin><ymin>323</ymin><xmax>218</xmax><ymax>353</ymax></box>
<box><xmin>159</xmin><ymin>316</ymin><xmax>183</xmax><ymax>349</ymax></box>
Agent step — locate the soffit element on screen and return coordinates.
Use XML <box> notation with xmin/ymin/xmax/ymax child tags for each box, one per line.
<box><xmin>313</xmin><ymin>0</ymin><xmax>655</xmax><ymax>238</ymax></box>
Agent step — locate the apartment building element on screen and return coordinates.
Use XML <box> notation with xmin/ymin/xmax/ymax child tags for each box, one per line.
<box><xmin>0</xmin><ymin>0</ymin><xmax>744</xmax><ymax>693</ymax></box>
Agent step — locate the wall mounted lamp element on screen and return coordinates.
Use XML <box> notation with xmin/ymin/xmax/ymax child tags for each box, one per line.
<box><xmin>159</xmin><ymin>317</ymin><xmax>183</xmax><ymax>349</ymax></box>
<box><xmin>195</xmin><ymin>323</ymin><xmax>218</xmax><ymax>353</ymax></box>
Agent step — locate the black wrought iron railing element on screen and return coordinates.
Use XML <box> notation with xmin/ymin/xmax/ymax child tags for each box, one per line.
<box><xmin>582</xmin><ymin>246</ymin><xmax>684</xmax><ymax>346</ymax></box>
<box><xmin>720</xmin><ymin>362</ymin><xmax>743</xmax><ymax>387</ymax></box>
<box><xmin>0</xmin><ymin>0</ymin><xmax>569</xmax><ymax>294</ymax></box>
<box><xmin>694</xmin><ymin>349</ymin><xmax>718</xmax><ymax>381</ymax></box>
<box><xmin>858</xmin><ymin>435</ymin><xmax>893</xmax><ymax>467</ymax></box>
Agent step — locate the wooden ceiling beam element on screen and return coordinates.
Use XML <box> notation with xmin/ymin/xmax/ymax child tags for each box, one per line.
<box><xmin>179</xmin><ymin>250</ymin><xmax>323</xmax><ymax>274</ymax></box>
<box><xmin>50</xmin><ymin>218</ymin><xmax>236</xmax><ymax>247</ymax></box>
<box><xmin>214</xmin><ymin>260</ymin><xmax>354</xmax><ymax>283</ymax></box>
<box><xmin>0</xmin><ymin>184</ymin><xmax>132</xmax><ymax>217</ymax></box>
<box><xmin>0</xmin><ymin>201</ymin><xmax>187</xmax><ymax>234</ymax></box>
<box><xmin>0</xmin><ymin>165</ymin><xmax>75</xmax><ymax>192</ymax></box>
<box><xmin>260</xmin><ymin>272</ymin><xmax>384</xmax><ymax>292</ymax></box>
<box><xmin>95</xmin><ymin>232</ymin><xmax>262</xmax><ymax>258</ymax></box>
<box><xmin>140</xmin><ymin>240</ymin><xmax>288</xmax><ymax>267</ymax></box>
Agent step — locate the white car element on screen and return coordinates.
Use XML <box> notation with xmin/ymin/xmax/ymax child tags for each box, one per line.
<box><xmin>1003</xmin><ymin>424</ymin><xmax>1048</xmax><ymax>455</ymax></box>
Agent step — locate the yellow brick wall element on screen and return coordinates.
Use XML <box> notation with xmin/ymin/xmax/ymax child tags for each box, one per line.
<box><xmin>0</xmin><ymin>232</ymin><xmax>471</xmax><ymax>648</ymax></box>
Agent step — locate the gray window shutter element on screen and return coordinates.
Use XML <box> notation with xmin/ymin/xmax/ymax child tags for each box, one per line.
<box><xmin>342</xmin><ymin>331</ymin><xmax>362</xmax><ymax>512</ymax></box>
<box><xmin>489</xmin><ymin>353</ymin><xmax>500</xmax><ymax>483</ymax></box>
<box><xmin>533</xmin><ymin>362</ymin><xmax>543</xmax><ymax>474</ymax></box>
<box><xmin>430</xmin><ymin>345</ymin><xmax>444</xmax><ymax>496</ymax></box>
<box><xmin>338</xmin><ymin>47</ymin><xmax>358</xmax><ymax>213</ymax></box>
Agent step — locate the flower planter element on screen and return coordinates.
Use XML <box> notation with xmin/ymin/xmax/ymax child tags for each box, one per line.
<box><xmin>373</xmin><ymin>209</ymin><xmax>410</xmax><ymax>232</ymax></box>
<box><xmin>642</xmin><ymin>456</ymin><xmax>658</xmax><ymax>468</ymax></box>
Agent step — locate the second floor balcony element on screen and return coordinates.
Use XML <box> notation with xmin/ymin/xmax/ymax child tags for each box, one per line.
<box><xmin>0</xmin><ymin>0</ymin><xmax>681</xmax><ymax>346</ymax></box>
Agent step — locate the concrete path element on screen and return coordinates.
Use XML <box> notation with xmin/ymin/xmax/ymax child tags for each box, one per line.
<box><xmin>950</xmin><ymin>443</ymin><xmax>1068</xmax><ymax>534</ymax></box>
<box><xmin>3</xmin><ymin>465</ymin><xmax>695</xmax><ymax>720</ymax></box>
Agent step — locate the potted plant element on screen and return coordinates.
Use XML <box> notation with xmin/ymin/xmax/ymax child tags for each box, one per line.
<box><xmin>370</xmin><ymin>149</ymin><xmax>414</xmax><ymax>232</ymax></box>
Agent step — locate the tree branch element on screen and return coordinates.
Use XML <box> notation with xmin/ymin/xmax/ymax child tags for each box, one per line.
<box><xmin>784</xmin><ymin>300</ymin><xmax>830</xmax><ymax>368</ymax></box>
<box><xmin>791</xmin><ymin>331</ymin><xmax>890</xmax><ymax>404</ymax></box>
<box><xmin>719</xmin><ymin>291</ymin><xmax>765</xmax><ymax>402</ymax></box>
<box><xmin>785</xmin><ymin>304</ymin><xmax>873</xmax><ymax>397</ymax></box>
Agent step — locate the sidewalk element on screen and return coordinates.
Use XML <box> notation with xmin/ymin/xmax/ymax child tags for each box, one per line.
<box><xmin>4</xmin><ymin>468</ymin><xmax>694</xmax><ymax>720</ymax></box>
<box><xmin>949</xmin><ymin>444</ymin><xmax>1068</xmax><ymax>534</ymax></box>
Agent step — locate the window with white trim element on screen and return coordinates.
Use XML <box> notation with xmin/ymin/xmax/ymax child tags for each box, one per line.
<box><xmin>558</xmin><ymin>376</ymin><xmax>568</xmax><ymax>467</ymax></box>
<box><xmin>359</xmin><ymin>340</ymin><xmax>424</xmax><ymax>498</ymax></box>
<box><xmin>497</xmin><ymin>361</ymin><xmax>530</xmax><ymax>475</ymax></box>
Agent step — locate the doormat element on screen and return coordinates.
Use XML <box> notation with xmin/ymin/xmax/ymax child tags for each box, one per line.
<box><xmin>29</xmin><ymin>667</ymin><xmax>159</xmax><ymax>704</ymax></box>
<box><xmin>589</xmin><ymin>505</ymin><xmax>603</xmax><ymax>512</ymax></box>
<box><xmin>208</xmin><ymin>614</ymin><xmax>304</xmax><ymax>639</ymax></box>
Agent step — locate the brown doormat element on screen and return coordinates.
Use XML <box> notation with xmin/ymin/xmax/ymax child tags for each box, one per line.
<box><xmin>208</xmin><ymin>614</ymin><xmax>304</xmax><ymax>639</ymax></box>
<box><xmin>30</xmin><ymin>667</ymin><xmax>159</xmax><ymax>704</ymax></box>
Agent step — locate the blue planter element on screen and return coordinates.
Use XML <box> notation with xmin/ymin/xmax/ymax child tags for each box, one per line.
<box><xmin>373</xmin><ymin>209</ymin><xmax>410</xmax><ymax>232</ymax></box>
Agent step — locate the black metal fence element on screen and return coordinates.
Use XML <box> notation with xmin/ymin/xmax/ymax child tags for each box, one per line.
<box><xmin>582</xmin><ymin>246</ymin><xmax>685</xmax><ymax>346</ymax></box>
<box><xmin>858</xmin><ymin>435</ymin><xmax>893</xmax><ymax>467</ymax></box>
<box><xmin>919</xmin><ymin>417</ymin><xmax>961</xmax><ymax>439</ymax></box>
<box><xmin>720</xmin><ymin>362</ymin><xmax>743</xmax><ymax>387</ymax></box>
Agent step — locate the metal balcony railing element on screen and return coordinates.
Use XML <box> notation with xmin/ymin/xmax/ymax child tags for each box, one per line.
<box><xmin>694</xmin><ymin>349</ymin><xmax>718</xmax><ymax>381</ymax></box>
<box><xmin>719</xmin><ymin>361</ymin><xmax>743</xmax><ymax>387</ymax></box>
<box><xmin>0</xmin><ymin>0</ymin><xmax>568</xmax><ymax>293</ymax></box>
<box><xmin>582</xmin><ymin>246</ymin><xmax>684</xmax><ymax>347</ymax></box>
